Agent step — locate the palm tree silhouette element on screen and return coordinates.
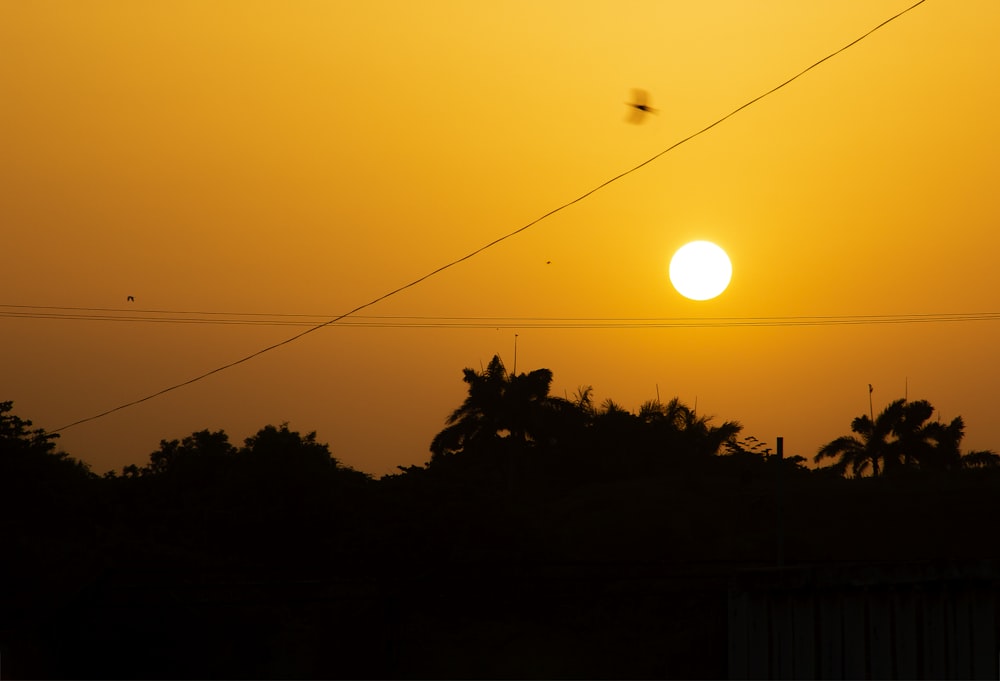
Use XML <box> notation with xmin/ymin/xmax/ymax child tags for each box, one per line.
<box><xmin>920</xmin><ymin>413</ymin><xmax>1000</xmax><ymax>471</ymax></box>
<box><xmin>638</xmin><ymin>397</ymin><xmax>742</xmax><ymax>457</ymax></box>
<box><xmin>888</xmin><ymin>399</ymin><xmax>937</xmax><ymax>473</ymax></box>
<box><xmin>817</xmin><ymin>398</ymin><xmax>999</xmax><ymax>476</ymax></box>
<box><xmin>815</xmin><ymin>400</ymin><xmax>906</xmax><ymax>477</ymax></box>
<box><xmin>430</xmin><ymin>355</ymin><xmax>555</xmax><ymax>459</ymax></box>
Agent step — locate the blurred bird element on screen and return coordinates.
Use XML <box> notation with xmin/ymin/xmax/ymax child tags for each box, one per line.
<box><xmin>127</xmin><ymin>296</ymin><xmax>134</xmax><ymax>302</ymax></box>
<box><xmin>626</xmin><ymin>89</ymin><xmax>657</xmax><ymax>123</ymax></box>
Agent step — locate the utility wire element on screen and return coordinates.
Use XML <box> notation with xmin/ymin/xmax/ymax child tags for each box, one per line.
<box><xmin>5</xmin><ymin>305</ymin><xmax>999</xmax><ymax>329</ymax></box>
<box><xmin>50</xmin><ymin>0</ymin><xmax>929</xmax><ymax>433</ymax></box>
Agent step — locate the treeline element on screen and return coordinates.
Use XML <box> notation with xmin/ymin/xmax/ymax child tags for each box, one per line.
<box><xmin>2</xmin><ymin>357</ymin><xmax>999</xmax><ymax>679</ymax></box>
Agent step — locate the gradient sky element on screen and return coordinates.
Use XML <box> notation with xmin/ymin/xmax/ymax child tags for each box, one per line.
<box><xmin>3</xmin><ymin>1</ymin><xmax>999</xmax><ymax>477</ymax></box>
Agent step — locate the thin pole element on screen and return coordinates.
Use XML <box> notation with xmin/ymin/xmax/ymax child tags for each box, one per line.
<box><xmin>776</xmin><ymin>436</ymin><xmax>785</xmax><ymax>570</ymax></box>
<box><xmin>868</xmin><ymin>384</ymin><xmax>874</xmax><ymax>422</ymax></box>
<box><xmin>513</xmin><ymin>333</ymin><xmax>518</xmax><ymax>374</ymax></box>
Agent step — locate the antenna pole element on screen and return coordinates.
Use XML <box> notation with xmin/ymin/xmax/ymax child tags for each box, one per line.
<box><xmin>776</xmin><ymin>436</ymin><xmax>785</xmax><ymax>569</ymax></box>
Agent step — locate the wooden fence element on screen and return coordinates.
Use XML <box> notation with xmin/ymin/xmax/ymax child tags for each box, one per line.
<box><xmin>728</xmin><ymin>562</ymin><xmax>1000</xmax><ymax>679</ymax></box>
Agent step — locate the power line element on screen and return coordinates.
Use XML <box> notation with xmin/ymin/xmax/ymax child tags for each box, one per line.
<box><xmin>4</xmin><ymin>304</ymin><xmax>1000</xmax><ymax>329</ymax></box>
<box><xmin>0</xmin><ymin>303</ymin><xmax>332</xmax><ymax>318</ymax></box>
<box><xmin>50</xmin><ymin>0</ymin><xmax>930</xmax><ymax>433</ymax></box>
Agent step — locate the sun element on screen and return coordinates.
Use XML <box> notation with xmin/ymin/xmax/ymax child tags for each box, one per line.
<box><xmin>669</xmin><ymin>241</ymin><xmax>732</xmax><ymax>301</ymax></box>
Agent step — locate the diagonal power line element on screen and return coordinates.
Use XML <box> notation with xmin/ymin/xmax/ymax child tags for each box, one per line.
<box><xmin>52</xmin><ymin>0</ymin><xmax>928</xmax><ymax>433</ymax></box>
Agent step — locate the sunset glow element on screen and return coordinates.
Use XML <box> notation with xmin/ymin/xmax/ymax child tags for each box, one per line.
<box><xmin>2</xmin><ymin>1</ymin><xmax>999</xmax><ymax>476</ymax></box>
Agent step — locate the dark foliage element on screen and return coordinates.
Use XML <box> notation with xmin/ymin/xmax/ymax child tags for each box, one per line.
<box><xmin>3</xmin><ymin>362</ymin><xmax>1000</xmax><ymax>679</ymax></box>
<box><xmin>815</xmin><ymin>397</ymin><xmax>999</xmax><ymax>477</ymax></box>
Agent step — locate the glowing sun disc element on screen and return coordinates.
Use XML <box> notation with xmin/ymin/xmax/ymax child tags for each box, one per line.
<box><xmin>669</xmin><ymin>241</ymin><xmax>732</xmax><ymax>301</ymax></box>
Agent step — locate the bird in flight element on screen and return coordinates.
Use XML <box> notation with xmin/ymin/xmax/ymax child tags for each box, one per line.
<box><xmin>127</xmin><ymin>296</ymin><xmax>135</xmax><ymax>302</ymax></box>
<box><xmin>626</xmin><ymin>88</ymin><xmax>657</xmax><ymax>123</ymax></box>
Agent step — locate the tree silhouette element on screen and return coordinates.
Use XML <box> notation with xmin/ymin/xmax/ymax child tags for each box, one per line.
<box><xmin>815</xmin><ymin>400</ymin><xmax>904</xmax><ymax>477</ymax></box>
<box><xmin>427</xmin><ymin>359</ymin><xmax>746</xmax><ymax>487</ymax></box>
<box><xmin>638</xmin><ymin>397</ymin><xmax>742</xmax><ymax>458</ymax></box>
<box><xmin>608</xmin><ymin>397</ymin><xmax>741</xmax><ymax>476</ymax></box>
<box><xmin>887</xmin><ymin>399</ymin><xmax>936</xmax><ymax>473</ymax></box>
<box><xmin>429</xmin><ymin>355</ymin><xmax>559</xmax><ymax>460</ymax></box>
<box><xmin>1</xmin><ymin>400</ymin><xmax>56</xmax><ymax>450</ymax></box>
<box><xmin>8</xmin><ymin>373</ymin><xmax>1000</xmax><ymax>680</ymax></box>
<box><xmin>959</xmin><ymin>446</ymin><xmax>1000</xmax><ymax>469</ymax></box>
<box><xmin>230</xmin><ymin>422</ymin><xmax>370</xmax><ymax>520</ymax></box>
<box><xmin>921</xmin><ymin>414</ymin><xmax>1000</xmax><ymax>471</ymax></box>
<box><xmin>143</xmin><ymin>429</ymin><xmax>237</xmax><ymax>478</ymax></box>
<box><xmin>241</xmin><ymin>423</ymin><xmax>336</xmax><ymax>474</ymax></box>
<box><xmin>816</xmin><ymin>398</ymin><xmax>999</xmax><ymax>476</ymax></box>
<box><xmin>237</xmin><ymin>423</ymin><xmax>371</xmax><ymax>504</ymax></box>
<box><xmin>0</xmin><ymin>400</ymin><xmax>93</xmax><ymax>495</ymax></box>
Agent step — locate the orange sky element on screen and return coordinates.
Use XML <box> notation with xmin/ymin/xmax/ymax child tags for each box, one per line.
<box><xmin>3</xmin><ymin>1</ymin><xmax>999</xmax><ymax>476</ymax></box>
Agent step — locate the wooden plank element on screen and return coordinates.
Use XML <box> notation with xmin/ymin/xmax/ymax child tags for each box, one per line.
<box><xmin>970</xmin><ymin>587</ymin><xmax>995</xmax><ymax>680</ymax></box>
<box><xmin>893</xmin><ymin>589</ymin><xmax>919</xmax><ymax>679</ymax></box>
<box><xmin>923</xmin><ymin>587</ymin><xmax>948</xmax><ymax>680</ymax></box>
<box><xmin>746</xmin><ymin>593</ymin><xmax>770</xmax><ymax>680</ymax></box>
<box><xmin>792</xmin><ymin>594</ymin><xmax>816</xmax><ymax>680</ymax></box>
<box><xmin>841</xmin><ymin>592</ymin><xmax>867</xmax><ymax>680</ymax></box>
<box><xmin>728</xmin><ymin>589</ymin><xmax>749</xmax><ymax>680</ymax></box>
<box><xmin>817</xmin><ymin>592</ymin><xmax>843</xmax><ymax>680</ymax></box>
<box><xmin>952</xmin><ymin>590</ymin><xmax>972</xmax><ymax>679</ymax></box>
<box><xmin>771</xmin><ymin>594</ymin><xmax>795</xmax><ymax>679</ymax></box>
<box><xmin>868</xmin><ymin>589</ymin><xmax>893</xmax><ymax>679</ymax></box>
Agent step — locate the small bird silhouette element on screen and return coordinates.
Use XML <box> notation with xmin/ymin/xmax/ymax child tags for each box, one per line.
<box><xmin>626</xmin><ymin>88</ymin><xmax>657</xmax><ymax>123</ymax></box>
<box><xmin>127</xmin><ymin>295</ymin><xmax>134</xmax><ymax>302</ymax></box>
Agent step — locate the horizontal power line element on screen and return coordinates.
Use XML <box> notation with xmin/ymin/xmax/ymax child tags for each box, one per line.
<box><xmin>4</xmin><ymin>304</ymin><xmax>996</xmax><ymax>329</ymax></box>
